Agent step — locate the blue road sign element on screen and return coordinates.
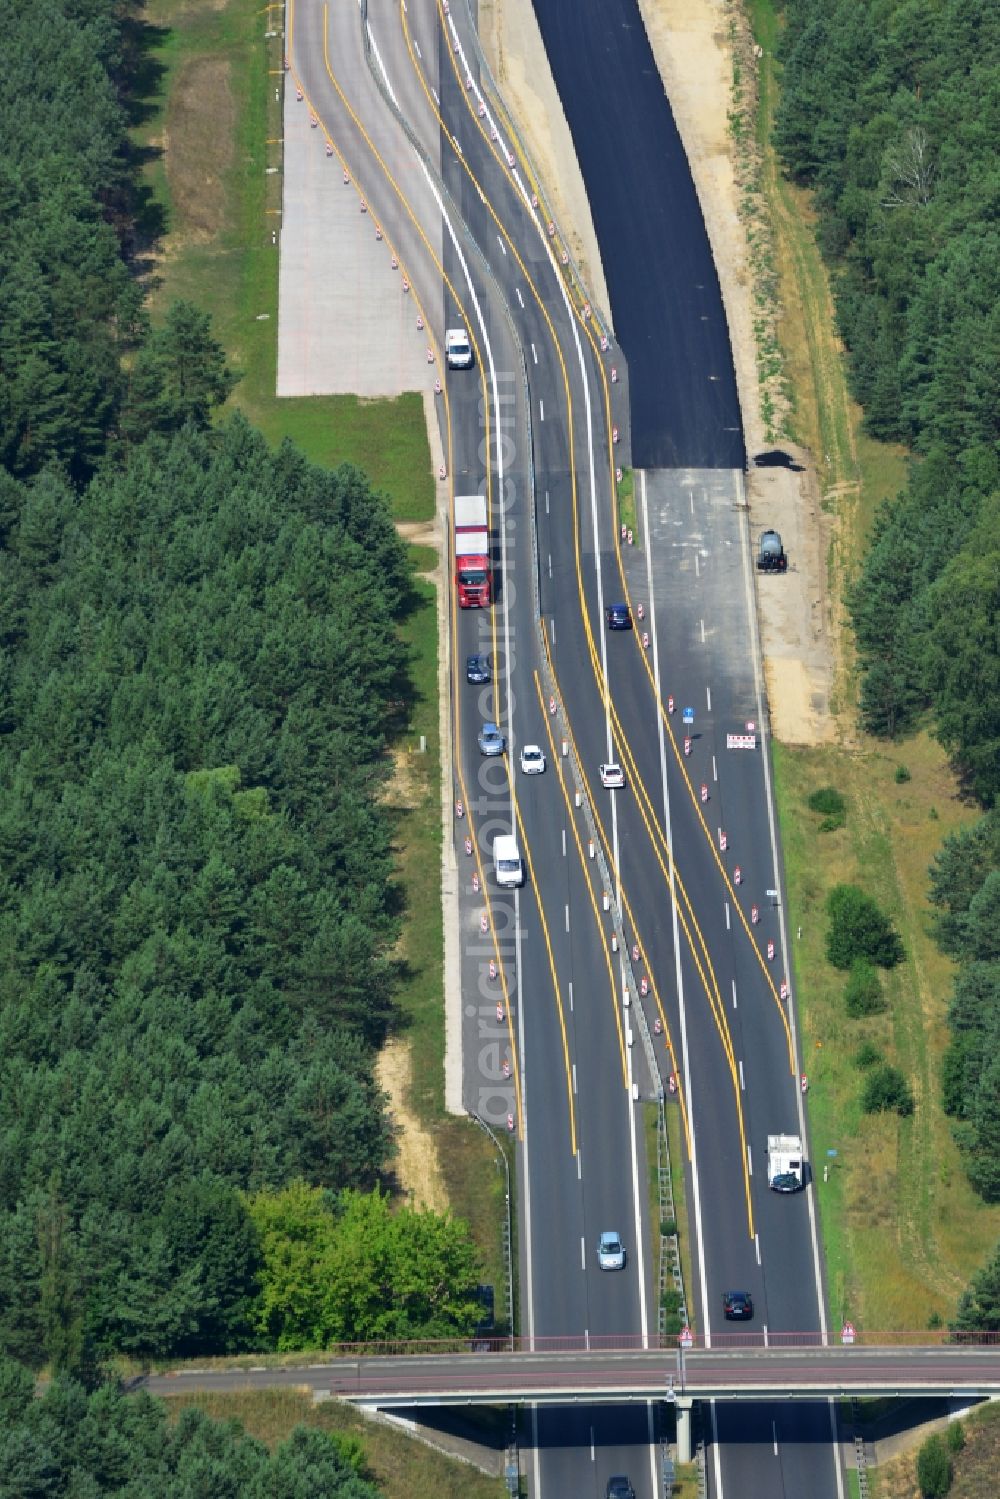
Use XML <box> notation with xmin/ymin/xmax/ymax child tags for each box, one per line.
<box><xmin>682</xmin><ymin>707</ymin><xmax>695</xmax><ymax>725</ymax></box>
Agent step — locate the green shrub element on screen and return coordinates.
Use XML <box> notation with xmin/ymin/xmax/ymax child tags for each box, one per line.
<box><xmin>808</xmin><ymin>786</ymin><xmax>846</xmax><ymax>831</ymax></box>
<box><xmin>894</xmin><ymin>764</ymin><xmax>911</xmax><ymax>783</ymax></box>
<box><xmin>826</xmin><ymin>883</ymin><xmax>905</xmax><ymax>969</ymax></box>
<box><xmin>915</xmin><ymin>1432</ymin><xmax>952</xmax><ymax>1496</ymax></box>
<box><xmin>661</xmin><ymin>1217</ymin><xmax>677</xmax><ymax>1238</ymax></box>
<box><xmin>861</xmin><ymin>1064</ymin><xmax>914</xmax><ymax>1117</ymax></box>
<box><xmin>661</xmin><ymin>1287</ymin><xmax>682</xmax><ymax>1313</ymax></box>
<box><xmin>855</xmin><ymin>1041</ymin><xmax>883</xmax><ymax>1069</ymax></box>
<box><xmin>845</xmin><ymin>959</ymin><xmax>885</xmax><ymax>1017</ymax></box>
<box><xmin>945</xmin><ymin>1420</ymin><xmax>965</xmax><ymax>1454</ymax></box>
<box><xmin>663</xmin><ymin>1311</ymin><xmax>683</xmax><ymax>1336</ymax></box>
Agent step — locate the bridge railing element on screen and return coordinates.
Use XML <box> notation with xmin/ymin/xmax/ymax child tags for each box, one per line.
<box><xmin>217</xmin><ymin>1328</ymin><xmax>998</xmax><ymax>1361</ymax></box>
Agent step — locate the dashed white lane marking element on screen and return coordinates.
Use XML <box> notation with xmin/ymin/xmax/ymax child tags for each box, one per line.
<box><xmin>580</xmin><ymin>1237</ymin><xmax>586</xmax><ymax>1270</ymax></box>
<box><xmin>562</xmin><ymin>828</ymin><xmax>566</xmax><ymax>857</ymax></box>
<box><xmin>577</xmin><ymin>1150</ymin><xmax>582</xmax><ymax>1179</ymax></box>
<box><xmin>739</xmin><ymin>1059</ymin><xmax>745</xmax><ymax>1091</ymax></box>
<box><xmin>569</xmin><ymin>980</ymin><xmax>574</xmax><ymax>1012</ymax></box>
<box><xmin>572</xmin><ymin>1063</ymin><xmax>578</xmax><ymax>1094</ymax></box>
<box><xmin>747</xmin><ymin>1144</ymin><xmax>753</xmax><ymax>1176</ymax></box>
<box><xmin>497</xmin><ymin>234</ymin><xmax>507</xmax><ymax>256</ymax></box>
<box><xmin>700</xmin><ymin>618</ymin><xmax>705</xmax><ymax>643</ymax></box>
<box><xmin>564</xmin><ymin>904</ymin><xmax>570</xmax><ymax>932</ymax></box>
<box><xmin>531</xmin><ymin>343</ymin><xmax>538</xmax><ymax>364</ymax></box>
<box><xmin>515</xmin><ymin>286</ymin><xmax>524</xmax><ymax>308</ymax></box>
<box><xmin>550</xmin><ymin>617</ymin><xmax>556</xmax><ymax>644</ymax></box>
<box><xmin>548</xmin><ymin>553</ymin><xmax>552</xmax><ymax>578</ymax></box>
<box><xmin>539</xmin><ymin>399</ymin><xmax>545</xmax><ymax>422</ymax></box>
<box><xmin>713</xmin><ymin>754</ymin><xmax>718</xmax><ymax>781</ymax></box>
<box><xmin>544</xmin><ymin>490</ymin><xmax>549</xmax><ymax>513</ymax></box>
<box><xmin>756</xmin><ymin>1233</ymin><xmax>761</xmax><ymax>1265</ymax></box>
<box><xmin>725</xmin><ymin>902</ymin><xmax>730</xmax><ymax>931</ymax></box>
<box><xmin>772</xmin><ymin>1421</ymin><xmax>779</xmax><ymax>1456</ymax></box>
<box><xmin>706</xmin><ymin>685</ymin><xmax>712</xmax><ymax>711</ymax></box>
<box><xmin>732</xmin><ymin>979</ymin><xmax>738</xmax><ymax>1009</ymax></box>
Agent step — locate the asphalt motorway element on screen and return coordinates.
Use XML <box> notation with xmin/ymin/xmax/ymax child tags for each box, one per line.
<box><xmin>286</xmin><ymin>4</ymin><xmax>836</xmax><ymax>1497</ymax></box>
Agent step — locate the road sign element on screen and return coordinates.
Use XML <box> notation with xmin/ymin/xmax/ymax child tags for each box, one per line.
<box><xmin>679</xmin><ymin>1326</ymin><xmax>693</xmax><ymax>1348</ymax></box>
<box><xmin>841</xmin><ymin>1321</ymin><xmax>856</xmax><ymax>1345</ymax></box>
<box><xmin>682</xmin><ymin>707</ymin><xmax>695</xmax><ymax>724</ymax></box>
<box><xmin>726</xmin><ymin>733</ymin><xmax>756</xmax><ymax>750</ymax></box>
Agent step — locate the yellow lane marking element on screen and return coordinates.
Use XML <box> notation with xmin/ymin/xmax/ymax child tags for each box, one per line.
<box><xmin>532</xmin><ymin>674</ymin><xmax>628</xmax><ymax>1091</ymax></box>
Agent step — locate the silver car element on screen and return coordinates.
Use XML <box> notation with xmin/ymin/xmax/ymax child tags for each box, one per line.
<box><xmin>478</xmin><ymin>722</ymin><xmax>505</xmax><ymax>757</ymax></box>
<box><xmin>597</xmin><ymin>1231</ymin><xmax>625</xmax><ymax>1271</ymax></box>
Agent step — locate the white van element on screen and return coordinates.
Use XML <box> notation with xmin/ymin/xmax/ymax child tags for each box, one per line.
<box><xmin>493</xmin><ymin>834</ymin><xmax>523</xmax><ymax>889</ymax></box>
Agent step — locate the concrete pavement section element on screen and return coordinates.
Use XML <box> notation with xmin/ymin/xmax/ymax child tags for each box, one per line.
<box><xmin>277</xmin><ymin>44</ymin><xmax>433</xmax><ymax>397</ymax></box>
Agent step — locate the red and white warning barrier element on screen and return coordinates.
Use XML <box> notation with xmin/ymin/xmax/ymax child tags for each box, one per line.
<box><xmin>766</xmin><ymin>939</ymin><xmax>775</xmax><ymax>961</ymax></box>
<box><xmin>464</xmin><ymin>837</ymin><xmax>473</xmax><ymax>856</ymax></box>
<box><xmin>684</xmin><ymin>736</ymin><xmax>692</xmax><ymax>757</ymax></box>
<box><xmin>472</xmin><ymin>872</ymin><xmax>480</xmax><ymax>894</ymax></box>
<box><xmin>780</xmin><ymin>979</ymin><xmax>789</xmax><ymax>1001</ymax></box>
<box><xmin>502</xmin><ymin>1058</ymin><xmax>510</xmax><ymax>1079</ymax></box>
<box><xmin>700</xmin><ymin>783</ymin><xmax>708</xmax><ymax>804</ymax></box>
<box><xmin>637</xmin><ymin>603</ymin><xmax>645</xmax><ymax>622</ymax></box>
<box><xmin>375</xmin><ymin>225</ymin><xmax>382</xmax><ymax>241</ymax></box>
<box><xmin>654</xmin><ymin>1017</ymin><xmax>662</xmax><ymax>1035</ymax></box>
<box><xmin>601</xmin><ymin>335</ymin><xmax>609</xmax><ymax>351</ymax></box>
<box><xmin>548</xmin><ymin>695</ymin><xmax>556</xmax><ymax>715</ymax></box>
<box><xmin>801</xmin><ymin>1074</ymin><xmax>809</xmax><ymax>1094</ymax></box>
<box><xmin>496</xmin><ymin>1001</ymin><xmax>504</xmax><ymax>1023</ymax></box>
<box><xmin>719</xmin><ymin>829</ymin><xmax>728</xmax><ymax>851</ymax></box>
<box><xmin>489</xmin><ymin>958</ymin><xmax>497</xmax><ymax>981</ymax></box>
<box><xmin>416</xmin><ymin>314</ymin><xmax>424</xmax><ymax>330</ymax></box>
<box><xmin>621</xmin><ymin>523</ymin><xmax>627</xmax><ymax>541</ymax></box>
<box><xmin>639</xmin><ymin>976</ymin><xmax>649</xmax><ymax>997</ymax></box>
<box><xmin>627</xmin><ymin>528</ymin><xmax>634</xmax><ymax>545</ymax></box>
<box><xmin>612</xmin><ymin>425</ymin><xmax>620</xmax><ymax>444</ymax></box>
<box><xmin>668</xmin><ymin>1073</ymin><xmax>677</xmax><ymax>1095</ymax></box>
<box><xmin>507</xmin><ymin>1113</ymin><xmax>515</xmax><ymax>1133</ymax></box>
<box><xmin>632</xmin><ymin>943</ymin><xmax>640</xmax><ymax>963</ymax></box>
<box><xmin>611</xmin><ymin>366</ymin><xmax>618</xmax><ymax>383</ymax></box>
<box><xmin>480</xmin><ymin>912</ymin><xmax>489</xmax><ymax>934</ymax></box>
<box><xmin>391</xmin><ymin>253</ymin><xmax>398</xmax><ymax>269</ymax></box>
<box><xmin>434</xmin><ymin>378</ymin><xmax>441</xmax><ymax>395</ymax></box>
<box><xmin>734</xmin><ymin>865</ymin><xmax>742</xmax><ymax>886</ymax></box>
<box><xmin>438</xmin><ymin>463</ymin><xmax>446</xmax><ymax>480</ymax></box>
<box><xmin>310</xmin><ymin>114</ymin><xmax>318</xmax><ymax>129</ymax></box>
<box><xmin>727</xmin><ymin>733</ymin><xmax>757</xmax><ymax>750</ymax></box>
<box><xmin>426</xmin><ymin>348</ymin><xmax>434</xmax><ymax>364</ymax></box>
<box><xmin>642</xmin><ymin>631</ymin><xmax>650</xmax><ymax>649</ymax></box>
<box><xmin>343</xmin><ymin>168</ymin><xmax>349</xmax><ymax>183</ymax></box>
<box><xmin>456</xmin><ymin>799</ymin><xmax>464</xmax><ymax>818</ymax></box>
<box><xmin>668</xmin><ymin>695</ymin><xmax>675</xmax><ymax>714</ymax></box>
<box><xmin>751</xmin><ymin>904</ymin><xmax>759</xmax><ymax>924</ymax></box>
<box><xmin>325</xmin><ymin>140</ymin><xmax>333</xmax><ymax>157</ymax></box>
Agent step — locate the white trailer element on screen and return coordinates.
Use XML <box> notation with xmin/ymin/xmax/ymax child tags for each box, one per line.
<box><xmin>767</xmin><ymin>1133</ymin><xmax>804</xmax><ymax>1192</ymax></box>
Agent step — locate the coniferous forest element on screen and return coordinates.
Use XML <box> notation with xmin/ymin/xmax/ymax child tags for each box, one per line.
<box><xmin>776</xmin><ymin>0</ymin><xmax>1000</xmax><ymax>1250</ymax></box>
<box><xmin>0</xmin><ymin>0</ymin><xmax>484</xmax><ymax>1447</ymax></box>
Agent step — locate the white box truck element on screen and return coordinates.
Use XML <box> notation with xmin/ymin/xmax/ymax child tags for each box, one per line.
<box><xmin>767</xmin><ymin>1134</ymin><xmax>804</xmax><ymax>1192</ymax></box>
<box><xmin>493</xmin><ymin>834</ymin><xmax>523</xmax><ymax>889</ymax></box>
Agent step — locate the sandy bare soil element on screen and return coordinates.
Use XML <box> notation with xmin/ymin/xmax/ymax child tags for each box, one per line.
<box><xmin>481</xmin><ymin>0</ymin><xmax>835</xmax><ymax>746</ymax></box>
<box><xmin>376</xmin><ymin>1038</ymin><xmax>449</xmax><ymax>1211</ymax></box>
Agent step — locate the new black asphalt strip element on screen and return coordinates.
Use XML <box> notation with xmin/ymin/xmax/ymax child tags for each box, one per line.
<box><xmin>531</xmin><ymin>0</ymin><xmax>745</xmax><ymax>470</ymax></box>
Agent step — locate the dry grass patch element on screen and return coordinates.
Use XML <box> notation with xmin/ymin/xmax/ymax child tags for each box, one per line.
<box><xmin>163</xmin><ymin>55</ymin><xmax>233</xmax><ymax>245</ymax></box>
<box><xmin>376</xmin><ymin>1039</ymin><xmax>448</xmax><ymax>1214</ymax></box>
<box><xmin>164</xmin><ymin>1389</ymin><xmax>506</xmax><ymax>1499</ymax></box>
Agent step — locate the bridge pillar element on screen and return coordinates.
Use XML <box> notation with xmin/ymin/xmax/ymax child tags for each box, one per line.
<box><xmin>675</xmin><ymin>1398</ymin><xmax>694</xmax><ymax>1464</ymax></box>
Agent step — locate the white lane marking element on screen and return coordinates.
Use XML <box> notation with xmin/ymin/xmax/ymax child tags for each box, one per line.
<box><xmin>735</xmin><ymin>472</ymin><xmax>841</xmax><ymax>1499</ymax></box>
<box><xmin>732</xmin><ymin>979</ymin><xmax>738</xmax><ymax>1010</ymax></box>
<box><xmin>725</xmin><ymin>902</ymin><xmax>730</xmax><ymax>931</ymax></box>
<box><xmin>695</xmin><ymin>552</ymin><xmax>700</xmax><ymax>578</ymax></box>
<box><xmin>572</xmin><ymin>1063</ymin><xmax>578</xmax><ymax>1094</ymax></box>
<box><xmin>700</xmin><ymin>618</ymin><xmax>706</xmax><ymax>643</ymax></box>
<box><xmin>568</xmin><ymin>980</ymin><xmax>574</xmax><ymax>1012</ymax></box>
<box><xmin>755</xmin><ymin>1233</ymin><xmax>761</xmax><ymax>1265</ymax></box>
<box><xmin>577</xmin><ymin>1150</ymin><xmax>582</xmax><ymax>1179</ymax></box>
<box><xmin>710</xmin><ymin>1401</ymin><xmax>724</xmax><ymax>1499</ymax></box>
<box><xmin>764</xmin><ymin>1324</ymin><xmax>770</xmax><ymax>1349</ymax></box>
<box><xmin>548</xmin><ymin>553</ymin><xmax>552</xmax><ymax>578</ymax></box>
<box><xmin>413</xmin><ymin>38</ymin><xmax>421</xmax><ymax>58</ymax></box>
<box><xmin>431</xmin><ymin>86</ymin><xmax>439</xmax><ymax>104</ymax></box>
<box><xmin>544</xmin><ymin>490</ymin><xmax>549</xmax><ymax>514</ymax></box>
<box><xmin>706</xmin><ymin>685</ymin><xmax>712</xmax><ymax>711</ymax></box>
<box><xmin>497</xmin><ymin>234</ymin><xmax>507</xmax><ymax>256</ymax></box>
<box><xmin>550</xmin><ymin>617</ymin><xmax>556</xmax><ymax>644</ymax></box>
<box><xmin>772</xmin><ymin>1421</ymin><xmax>779</xmax><ymax>1456</ymax></box>
<box><xmin>590</xmin><ymin>1427</ymin><xmax>595</xmax><ymax>1461</ymax></box>
<box><xmin>713</xmin><ymin>754</ymin><xmax>718</xmax><ymax>781</ymax></box>
<box><xmin>531</xmin><ymin>343</ymin><xmax>538</xmax><ymax>364</ymax></box>
<box><xmin>562</xmin><ymin>828</ymin><xmax>566</xmax><ymax>857</ymax></box>
<box><xmin>580</xmin><ymin>1237</ymin><xmax>586</xmax><ymax>1270</ymax></box>
<box><xmin>531</xmin><ymin>1407</ymin><xmax>541</xmax><ymax>1499</ymax></box>
<box><xmin>515</xmin><ymin>286</ymin><xmax>524</xmax><ymax>308</ymax></box>
<box><xmin>564</xmin><ymin>904</ymin><xmax>570</xmax><ymax>932</ymax></box>
<box><xmin>690</xmin><ymin>492</ymin><xmax>695</xmax><ymax>515</ymax></box>
<box><xmin>646</xmin><ymin>1403</ymin><xmax>658</xmax><ymax>1499</ymax></box>
<box><xmin>747</xmin><ymin>1144</ymin><xmax>753</xmax><ymax>1176</ymax></box>
<box><xmin>625</xmin><ymin>1023</ymin><xmax>650</xmax><ymax>1348</ymax></box>
<box><xmin>644</xmin><ymin>468</ymin><xmax>714</xmax><ymax>1368</ymax></box>
<box><xmin>539</xmin><ymin>398</ymin><xmax>545</xmax><ymax>422</ymax></box>
<box><xmin>739</xmin><ymin>1058</ymin><xmax>745</xmax><ymax>1091</ymax></box>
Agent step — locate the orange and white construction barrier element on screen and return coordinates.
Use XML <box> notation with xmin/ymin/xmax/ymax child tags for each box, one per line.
<box><xmin>700</xmin><ymin>783</ymin><xmax>708</xmax><ymax>803</ymax></box>
<box><xmin>734</xmin><ymin>865</ymin><xmax>742</xmax><ymax>886</ymax></box>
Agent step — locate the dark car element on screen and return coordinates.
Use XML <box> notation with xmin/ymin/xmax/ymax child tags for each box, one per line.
<box><xmin>466</xmin><ymin>653</ymin><xmax>492</xmax><ymax>683</ymax></box>
<box><xmin>606</xmin><ymin>603</ymin><xmax>632</xmax><ymax>630</ymax></box>
<box><xmin>606</xmin><ymin>1478</ymin><xmax>635</xmax><ymax>1499</ymax></box>
<box><xmin>722</xmin><ymin>1290</ymin><xmax>754</xmax><ymax>1321</ymax></box>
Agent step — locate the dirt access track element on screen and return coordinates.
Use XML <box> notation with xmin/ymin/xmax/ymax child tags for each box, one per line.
<box><xmin>480</xmin><ymin>0</ymin><xmax>834</xmax><ymax>746</ymax></box>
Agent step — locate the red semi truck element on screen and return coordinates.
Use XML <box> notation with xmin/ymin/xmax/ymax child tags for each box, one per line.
<box><xmin>454</xmin><ymin>494</ymin><xmax>491</xmax><ymax>608</ymax></box>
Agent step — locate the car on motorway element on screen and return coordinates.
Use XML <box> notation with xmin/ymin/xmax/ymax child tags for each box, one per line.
<box><xmin>597</xmin><ymin>1231</ymin><xmax>625</xmax><ymax>1271</ymax></box>
<box><xmin>599</xmin><ymin>762</ymin><xmax>625</xmax><ymax>789</ymax></box>
<box><xmin>606</xmin><ymin>602</ymin><xmax>632</xmax><ymax>630</ymax></box>
<box><xmin>445</xmin><ymin>326</ymin><xmax>473</xmax><ymax>369</ymax></box>
<box><xmin>478</xmin><ymin>722</ymin><xmax>505</xmax><ymax>757</ymax></box>
<box><xmin>466</xmin><ymin>653</ymin><xmax>492</xmax><ymax>684</ymax></box>
<box><xmin>520</xmin><ymin>745</ymin><xmax>546</xmax><ymax>775</ymax></box>
<box><xmin>606</xmin><ymin>1477</ymin><xmax>635</xmax><ymax>1499</ymax></box>
<box><xmin>722</xmin><ymin>1290</ymin><xmax>754</xmax><ymax>1321</ymax></box>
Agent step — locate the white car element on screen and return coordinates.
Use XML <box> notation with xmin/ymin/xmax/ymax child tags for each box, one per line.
<box><xmin>599</xmin><ymin>762</ymin><xmax>624</xmax><ymax>789</ymax></box>
<box><xmin>520</xmin><ymin>745</ymin><xmax>546</xmax><ymax>775</ymax></box>
<box><xmin>445</xmin><ymin>327</ymin><xmax>473</xmax><ymax>369</ymax></box>
<box><xmin>597</xmin><ymin>1231</ymin><xmax>625</xmax><ymax>1272</ymax></box>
